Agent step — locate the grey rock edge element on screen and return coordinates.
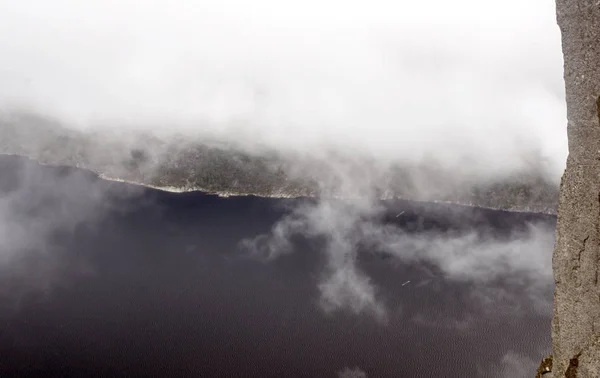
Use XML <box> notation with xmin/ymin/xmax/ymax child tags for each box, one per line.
<box><xmin>0</xmin><ymin>112</ymin><xmax>559</xmax><ymax>215</ymax></box>
<box><xmin>552</xmin><ymin>0</ymin><xmax>600</xmax><ymax>377</ymax></box>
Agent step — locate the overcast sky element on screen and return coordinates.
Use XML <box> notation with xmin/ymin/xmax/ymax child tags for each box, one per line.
<box><xmin>0</xmin><ymin>0</ymin><xmax>566</xmax><ymax>179</ymax></box>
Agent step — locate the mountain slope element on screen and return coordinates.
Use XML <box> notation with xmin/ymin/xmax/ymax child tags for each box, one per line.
<box><xmin>0</xmin><ymin>112</ymin><xmax>560</xmax><ymax>214</ymax></box>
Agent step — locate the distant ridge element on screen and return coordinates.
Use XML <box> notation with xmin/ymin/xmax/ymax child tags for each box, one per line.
<box><xmin>0</xmin><ymin>112</ymin><xmax>559</xmax><ymax>215</ymax></box>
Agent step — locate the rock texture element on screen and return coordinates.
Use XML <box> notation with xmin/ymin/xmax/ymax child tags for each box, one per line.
<box><xmin>537</xmin><ymin>355</ymin><xmax>553</xmax><ymax>377</ymax></box>
<box><xmin>552</xmin><ymin>0</ymin><xmax>600</xmax><ymax>376</ymax></box>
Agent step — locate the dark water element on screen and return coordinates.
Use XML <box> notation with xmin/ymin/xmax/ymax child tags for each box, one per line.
<box><xmin>0</xmin><ymin>155</ymin><xmax>554</xmax><ymax>377</ymax></box>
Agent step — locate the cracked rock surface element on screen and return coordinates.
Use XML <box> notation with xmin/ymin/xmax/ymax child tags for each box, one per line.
<box><xmin>552</xmin><ymin>0</ymin><xmax>600</xmax><ymax>376</ymax></box>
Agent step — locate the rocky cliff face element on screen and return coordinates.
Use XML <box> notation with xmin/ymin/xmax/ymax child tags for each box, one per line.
<box><xmin>551</xmin><ymin>1</ymin><xmax>600</xmax><ymax>376</ymax></box>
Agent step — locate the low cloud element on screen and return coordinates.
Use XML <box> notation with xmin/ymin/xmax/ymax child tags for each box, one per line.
<box><xmin>241</xmin><ymin>196</ymin><xmax>555</xmax><ymax>320</ymax></box>
<box><xmin>0</xmin><ymin>0</ymin><xmax>567</xmax><ymax>187</ymax></box>
<box><xmin>0</xmin><ymin>156</ymin><xmax>143</xmax><ymax>305</ymax></box>
<box><xmin>486</xmin><ymin>350</ymin><xmax>548</xmax><ymax>378</ymax></box>
<box><xmin>337</xmin><ymin>366</ymin><xmax>368</xmax><ymax>378</ymax></box>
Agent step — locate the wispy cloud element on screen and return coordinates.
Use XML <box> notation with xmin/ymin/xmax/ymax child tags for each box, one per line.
<box><xmin>485</xmin><ymin>350</ymin><xmax>549</xmax><ymax>378</ymax></box>
<box><xmin>241</xmin><ymin>196</ymin><xmax>555</xmax><ymax>320</ymax></box>
<box><xmin>0</xmin><ymin>0</ymin><xmax>566</xmax><ymax>184</ymax></box>
<box><xmin>1</xmin><ymin>0</ymin><xmax>559</xmax><ymax>339</ymax></box>
<box><xmin>338</xmin><ymin>366</ymin><xmax>368</xmax><ymax>378</ymax></box>
<box><xmin>0</xmin><ymin>157</ymin><xmax>143</xmax><ymax>305</ymax></box>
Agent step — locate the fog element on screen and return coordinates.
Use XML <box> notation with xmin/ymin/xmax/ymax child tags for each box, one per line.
<box><xmin>1</xmin><ymin>0</ymin><xmax>562</xmax><ymax>325</ymax></box>
<box><xmin>0</xmin><ymin>157</ymin><xmax>144</xmax><ymax>306</ymax></box>
<box><xmin>241</xmin><ymin>196</ymin><xmax>555</xmax><ymax>321</ymax></box>
<box><xmin>0</xmin><ymin>0</ymin><xmax>566</xmax><ymax>182</ymax></box>
<box><xmin>490</xmin><ymin>351</ymin><xmax>542</xmax><ymax>378</ymax></box>
<box><xmin>0</xmin><ymin>155</ymin><xmax>554</xmax><ymax>377</ymax></box>
<box><xmin>0</xmin><ymin>1</ymin><xmax>562</xmax><ymax>375</ymax></box>
<box><xmin>338</xmin><ymin>366</ymin><xmax>368</xmax><ymax>378</ymax></box>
